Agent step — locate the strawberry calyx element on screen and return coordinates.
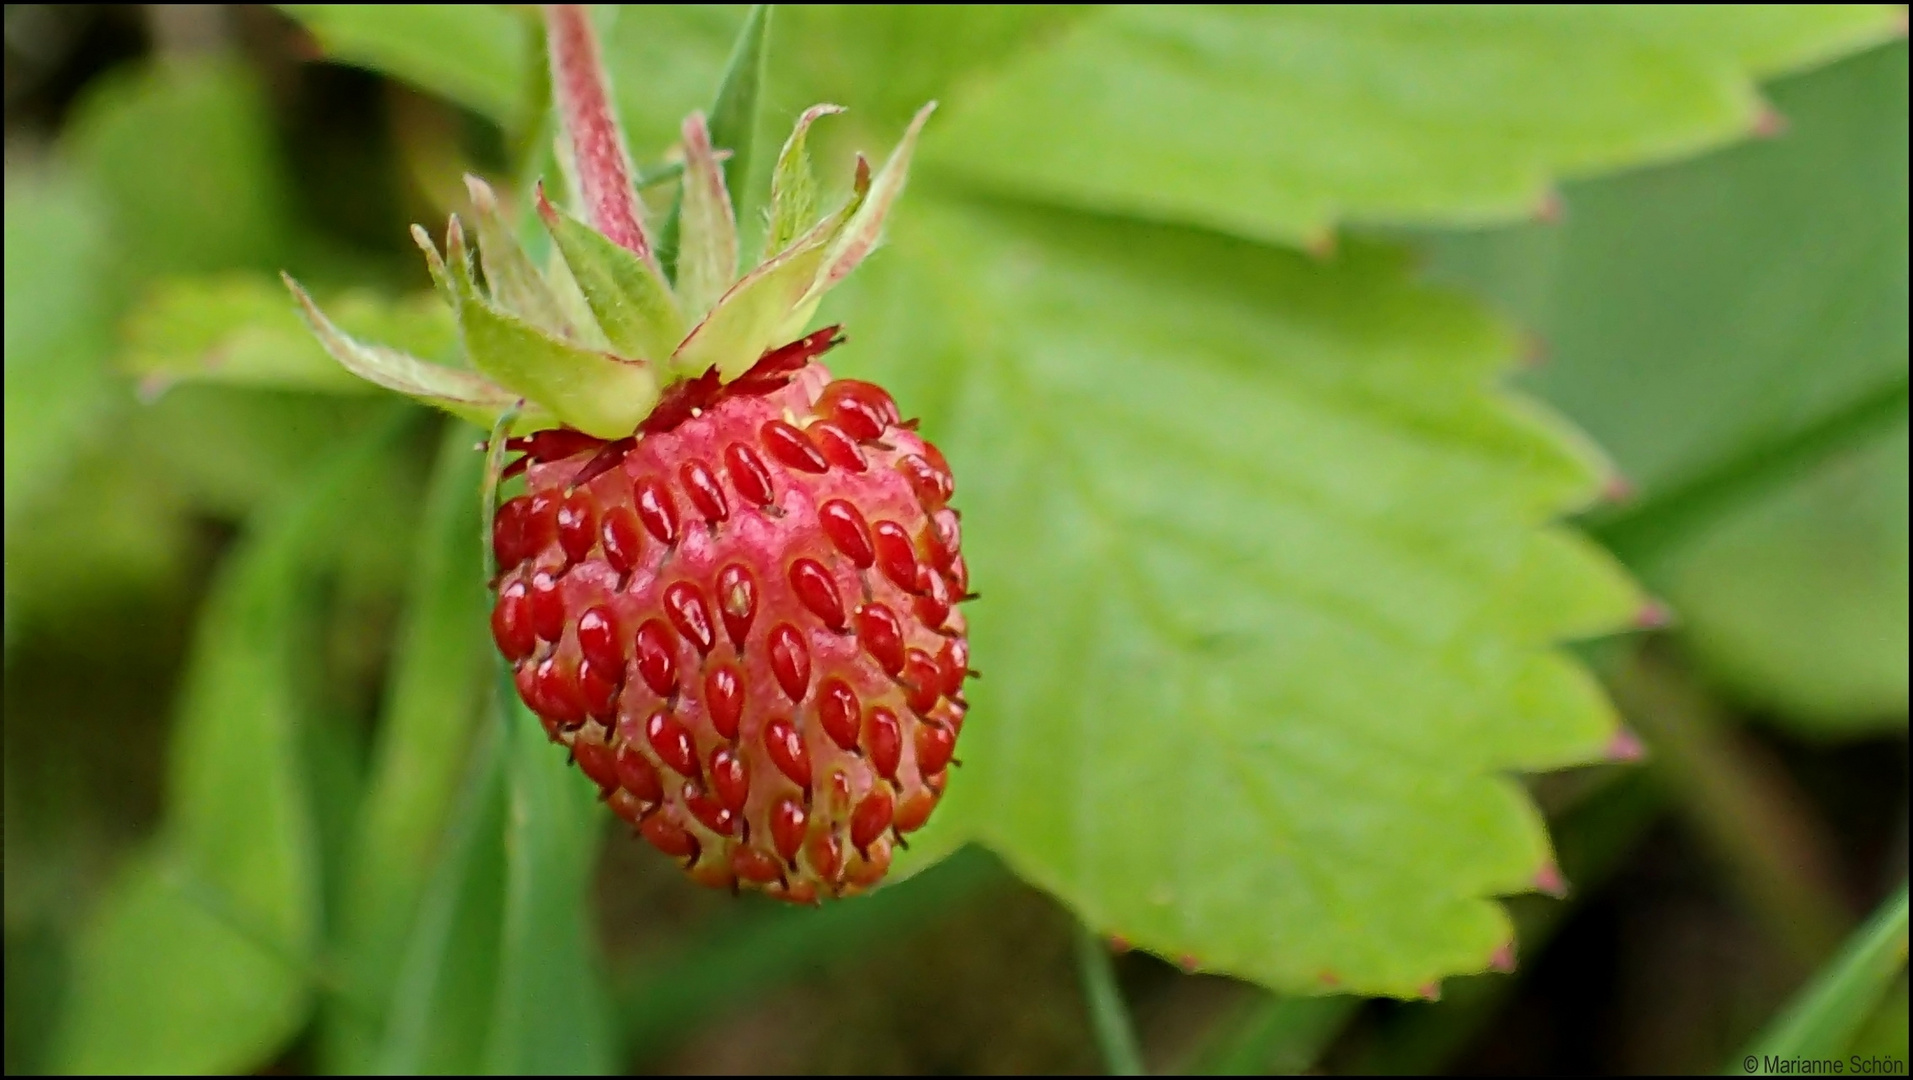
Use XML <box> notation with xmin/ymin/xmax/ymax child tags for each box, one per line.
<box><xmin>285</xmin><ymin>2</ymin><xmax>932</xmax><ymax>442</ymax></box>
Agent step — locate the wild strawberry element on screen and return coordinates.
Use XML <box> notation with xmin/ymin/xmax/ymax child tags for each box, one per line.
<box><xmin>287</xmin><ymin>6</ymin><xmax>962</xmax><ymax>898</ymax></box>
<box><xmin>490</xmin><ymin>329</ymin><xmax>966</xmax><ymax>898</ymax></box>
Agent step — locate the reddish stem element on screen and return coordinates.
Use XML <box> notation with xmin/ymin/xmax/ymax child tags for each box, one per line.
<box><xmin>543</xmin><ymin>4</ymin><xmax>650</xmax><ymax>258</ymax></box>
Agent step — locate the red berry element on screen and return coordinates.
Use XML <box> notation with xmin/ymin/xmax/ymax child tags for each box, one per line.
<box><xmin>770</xmin><ymin>798</ymin><xmax>807</xmax><ymax>863</ymax></box>
<box><xmin>710</xmin><ymin>747</ymin><xmax>750</xmax><ymax>811</ymax></box>
<box><xmin>646</xmin><ymin>710</ymin><xmax>698</xmax><ymax>777</ymax></box>
<box><xmin>762</xmin><ymin>420</ymin><xmax>828</xmax><ymax>473</ymax></box>
<box><xmin>818</xmin><ymin>679</ymin><xmax>860</xmax><ymax>751</ymax></box>
<box><xmin>615</xmin><ymin>744</ymin><xmax>664</xmax><ymax>803</ymax></box>
<box><xmin>716</xmin><ymin>563</ymin><xmax>756</xmax><ymax>651</ymax></box>
<box><xmin>811</xmin><ymin>423</ymin><xmax>867</xmax><ymax>472</ymax></box>
<box><xmin>916</xmin><ymin>721</ymin><xmax>956</xmax><ymax>776</ymax></box>
<box><xmin>789</xmin><ymin>558</ymin><xmax>847</xmax><ymax>630</ymax></box>
<box><xmin>636</xmin><ymin>477</ymin><xmax>679</xmax><ymax>543</ymax></box>
<box><xmin>817</xmin><ymin>380</ymin><xmax>898</xmax><ymax>441</ymax></box>
<box><xmin>557</xmin><ymin>493</ymin><xmax>596</xmax><ymax>564</ymax></box>
<box><xmin>851</xmin><ymin>787</ymin><xmax>895</xmax><ymax>850</ymax></box>
<box><xmin>854</xmin><ymin>603</ymin><xmax>907</xmax><ymax>675</ymax></box>
<box><xmin>704</xmin><ymin>665</ymin><xmax>744</xmax><ymax>740</ymax></box>
<box><xmin>634</xmin><ymin>619</ymin><xmax>678</xmax><ymax>697</ymax></box>
<box><xmin>491</xmin><ymin>580</ymin><xmax>536</xmax><ymax>660</ymax></box>
<box><xmin>641</xmin><ymin>813</ymin><xmax>699</xmax><ymax>859</ymax></box>
<box><xmin>819</xmin><ymin>500</ymin><xmax>875</xmax><ymax>567</ymax></box>
<box><xmin>768</xmin><ymin>624</ymin><xmax>811</xmax><ymax>702</ymax></box>
<box><xmin>866</xmin><ymin>706</ymin><xmax>902</xmax><ymax>781</ymax></box>
<box><xmin>663</xmin><ymin>581</ymin><xmax>716</xmax><ymax>655</ymax></box>
<box><xmin>493</xmin><ymin>352</ymin><xmax>968</xmax><ymax>901</ymax></box>
<box><xmin>724</xmin><ymin>443</ymin><xmax>775</xmax><ymax>507</ymax></box>
<box><xmin>680</xmin><ymin>460</ymin><xmax>729</xmax><ymax>523</ymax></box>
<box><xmin>573</xmin><ymin>735</ymin><xmax>618</xmax><ymax>791</ymax></box>
<box><xmin>528</xmin><ymin>570</ymin><xmax>565</xmax><ymax>642</ymax></box>
<box><xmin>601</xmin><ymin>504</ymin><xmax>645</xmax><ymax>575</ymax></box>
<box><xmin>732</xmin><ymin>845</ymin><xmax>782</xmax><ymax>883</ymax></box>
<box><xmin>494</xmin><ymin>496</ymin><xmax>531</xmax><ymax>570</ymax></box>
<box><xmin>871</xmin><ymin>520</ymin><xmax>919</xmax><ymax>593</ymax></box>
<box><xmin>763</xmin><ymin>716</ymin><xmax>812</xmax><ymax>788</ymax></box>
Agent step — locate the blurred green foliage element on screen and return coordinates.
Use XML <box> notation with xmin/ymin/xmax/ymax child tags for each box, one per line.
<box><xmin>1431</xmin><ymin>41</ymin><xmax>1909</xmax><ymax>730</ymax></box>
<box><xmin>4</xmin><ymin>4</ymin><xmax>1905</xmax><ymax>1075</ymax></box>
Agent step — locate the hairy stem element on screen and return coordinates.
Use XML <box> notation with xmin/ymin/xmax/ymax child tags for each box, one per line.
<box><xmin>542</xmin><ymin>4</ymin><xmax>649</xmax><ymax>258</ymax></box>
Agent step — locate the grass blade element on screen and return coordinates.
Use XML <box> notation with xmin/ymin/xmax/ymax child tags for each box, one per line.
<box><xmin>1076</xmin><ymin>922</ymin><xmax>1146</xmax><ymax>1076</ymax></box>
<box><xmin>618</xmin><ymin>845</ymin><xmax>1003</xmax><ymax>1061</ymax></box>
<box><xmin>1739</xmin><ymin>882</ymin><xmax>1911</xmax><ymax>1073</ymax></box>
<box><xmin>655</xmin><ymin>4</ymin><xmax>770</xmax><ymax>279</ymax></box>
<box><xmin>1195</xmin><ymin>995</ymin><xmax>1359</xmax><ymax>1075</ymax></box>
<box><xmin>484</xmin><ymin>667</ymin><xmax>615</xmax><ymax>1074</ymax></box>
<box><xmin>327</xmin><ymin>421</ymin><xmax>490</xmax><ymax>1068</ymax></box>
<box><xmin>373</xmin><ymin>727</ymin><xmax>508</xmax><ymax>1074</ymax></box>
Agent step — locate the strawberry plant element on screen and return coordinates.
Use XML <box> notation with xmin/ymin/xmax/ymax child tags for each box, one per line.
<box><xmin>5</xmin><ymin>4</ymin><xmax>1906</xmax><ymax>1075</ymax></box>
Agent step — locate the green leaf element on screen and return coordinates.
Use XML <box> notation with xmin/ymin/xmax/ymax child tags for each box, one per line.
<box><xmin>537</xmin><ymin>189</ymin><xmax>686</xmax><ymax>363</ymax></box>
<box><xmin>772</xmin><ymin>6</ymin><xmax>1087</xmax><ymax>137</ymax></box>
<box><xmin>66</xmin><ymin>58</ymin><xmax>292</xmax><ymax>278</ymax></box>
<box><xmin>326</xmin><ymin>424</ymin><xmax>491</xmax><ymax>1068</ymax></box>
<box><xmin>1427</xmin><ymin>42</ymin><xmax>1909</xmax><ymax>730</ymax></box>
<box><xmin>284</xmin><ymin>273</ymin><xmax>529</xmax><ymax>428</ymax></box>
<box><xmin>277</xmin><ymin>4</ymin><xmax>531</xmax><ymax>127</ymax></box>
<box><xmin>444</xmin><ymin>220</ymin><xmax>660</xmax><ymax>438</ymax></box>
<box><xmin>675</xmin><ymin>112</ymin><xmax>742</xmax><ymax>319</ymax></box>
<box><xmin>486</xmin><ymin>675</ymin><xmax>614</xmax><ymax>1074</ymax></box>
<box><xmin>764</xmin><ymin>104</ymin><xmax>846</xmax><ymax>258</ymax></box>
<box><xmin>1653</xmin><ymin>425</ymin><xmax>1907</xmax><ymax>730</ymax></box>
<box><xmin>125</xmin><ymin>273</ymin><xmax>455</xmax><ymax>394</ymax></box>
<box><xmin>923</xmin><ymin>6</ymin><xmax>1904</xmax><ymax>247</ymax></box>
<box><xmin>3</xmin><ymin>171</ymin><xmax>118</xmax><ymax>534</ymax></box>
<box><xmin>839</xmin><ymin>199</ymin><xmax>1643</xmax><ymax>998</ymax></box>
<box><xmin>54</xmin><ymin>418</ymin><xmax>407</xmax><ymax>1073</ymax></box>
<box><xmin>1741</xmin><ymin>882</ymin><xmax>1909</xmax><ymax>1071</ymax></box>
<box><xmin>53</xmin><ymin>854</ymin><xmax>318</xmax><ymax>1076</ymax></box>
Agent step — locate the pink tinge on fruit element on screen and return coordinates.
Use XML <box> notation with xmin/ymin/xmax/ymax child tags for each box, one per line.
<box><xmin>492</xmin><ymin>345</ymin><xmax>970</xmax><ymax>900</ymax></box>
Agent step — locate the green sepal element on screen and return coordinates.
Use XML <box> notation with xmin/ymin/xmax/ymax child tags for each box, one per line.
<box><xmin>443</xmin><ymin>216</ymin><xmax>659</xmax><ymax>438</ymax></box>
<box><xmin>763</xmin><ymin>103</ymin><xmax>846</xmax><ymax>259</ymax></box>
<box><xmin>462</xmin><ymin>175</ymin><xmax>572</xmax><ymax>338</ymax></box>
<box><xmin>783</xmin><ymin>101</ymin><xmax>937</xmax><ymax>335</ymax></box>
<box><xmin>411</xmin><ymin>225</ymin><xmax>456</xmax><ymax>310</ymax></box>
<box><xmin>655</xmin><ymin>3</ymin><xmax>771</xmax><ymax>282</ymax></box>
<box><xmin>675</xmin><ymin>111</ymin><xmax>740</xmax><ymax>320</ymax></box>
<box><xmin>675</xmin><ymin>157</ymin><xmax>869</xmax><ymax>382</ymax></box>
<box><xmin>535</xmin><ymin>185</ymin><xmax>684</xmax><ymax>364</ymax></box>
<box><xmin>282</xmin><ymin>272</ymin><xmax>534</xmax><ymax>430</ymax></box>
<box><xmin>125</xmin><ymin>273</ymin><xmax>453</xmax><ymax>395</ymax></box>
